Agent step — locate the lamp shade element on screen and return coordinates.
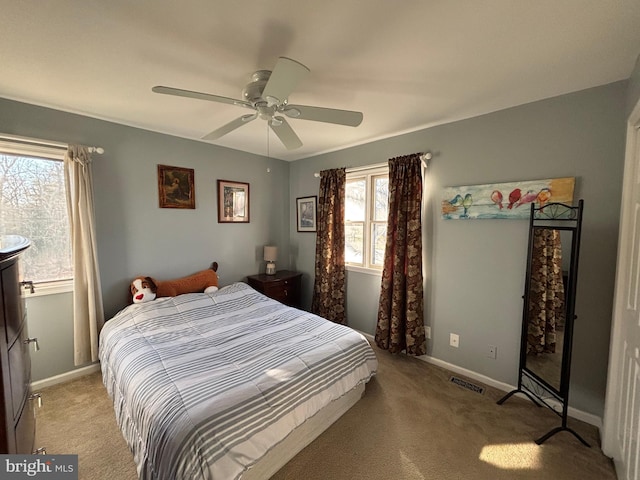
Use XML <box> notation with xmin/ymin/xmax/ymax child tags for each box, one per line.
<box><xmin>264</xmin><ymin>246</ymin><xmax>278</xmax><ymax>262</ymax></box>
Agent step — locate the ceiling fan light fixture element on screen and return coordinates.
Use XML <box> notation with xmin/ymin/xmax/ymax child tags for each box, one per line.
<box><xmin>258</xmin><ymin>105</ymin><xmax>275</xmax><ymax>121</ymax></box>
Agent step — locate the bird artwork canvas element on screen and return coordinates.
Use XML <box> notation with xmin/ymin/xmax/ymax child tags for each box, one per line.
<box><xmin>158</xmin><ymin>164</ymin><xmax>195</xmax><ymax>209</ymax></box>
<box><xmin>441</xmin><ymin>177</ymin><xmax>575</xmax><ymax>219</ymax></box>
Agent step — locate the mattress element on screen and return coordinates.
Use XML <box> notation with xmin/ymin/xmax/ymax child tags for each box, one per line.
<box><xmin>99</xmin><ymin>282</ymin><xmax>377</xmax><ymax>480</ymax></box>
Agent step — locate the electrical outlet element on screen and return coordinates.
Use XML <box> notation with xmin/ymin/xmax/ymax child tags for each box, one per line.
<box><xmin>488</xmin><ymin>345</ymin><xmax>497</xmax><ymax>359</ymax></box>
<box><xmin>449</xmin><ymin>333</ymin><xmax>459</xmax><ymax>348</ymax></box>
<box><xmin>425</xmin><ymin>326</ymin><xmax>431</xmax><ymax>339</ymax></box>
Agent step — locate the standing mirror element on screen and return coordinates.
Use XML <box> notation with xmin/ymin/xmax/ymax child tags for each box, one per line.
<box><xmin>497</xmin><ymin>200</ymin><xmax>588</xmax><ymax>446</ymax></box>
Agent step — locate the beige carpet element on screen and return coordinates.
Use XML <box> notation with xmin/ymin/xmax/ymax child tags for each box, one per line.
<box><xmin>36</xmin><ymin>344</ymin><xmax>616</xmax><ymax>480</ymax></box>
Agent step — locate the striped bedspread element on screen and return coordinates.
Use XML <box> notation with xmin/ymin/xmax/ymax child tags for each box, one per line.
<box><xmin>99</xmin><ymin>282</ymin><xmax>378</xmax><ymax>480</ymax></box>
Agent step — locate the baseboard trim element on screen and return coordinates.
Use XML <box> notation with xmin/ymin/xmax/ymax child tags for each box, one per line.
<box><xmin>36</xmin><ymin>333</ymin><xmax>603</xmax><ymax>428</ymax></box>
<box><xmin>30</xmin><ymin>363</ymin><xmax>101</xmax><ymax>390</ymax></box>
<box><xmin>357</xmin><ymin>330</ymin><xmax>602</xmax><ymax>429</ymax></box>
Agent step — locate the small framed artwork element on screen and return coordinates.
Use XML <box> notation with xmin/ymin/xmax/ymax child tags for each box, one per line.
<box><xmin>217</xmin><ymin>180</ymin><xmax>250</xmax><ymax>223</ymax></box>
<box><xmin>296</xmin><ymin>196</ymin><xmax>317</xmax><ymax>232</ymax></box>
<box><xmin>158</xmin><ymin>164</ymin><xmax>195</xmax><ymax>209</ymax></box>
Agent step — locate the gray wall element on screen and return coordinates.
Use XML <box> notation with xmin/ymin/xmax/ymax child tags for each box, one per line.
<box><xmin>0</xmin><ymin>98</ymin><xmax>291</xmax><ymax>318</ymax></box>
<box><xmin>1</xmin><ymin>80</ymin><xmax>628</xmax><ymax>415</ymax></box>
<box><xmin>0</xmin><ymin>98</ymin><xmax>291</xmax><ymax>380</ymax></box>
<box><xmin>26</xmin><ymin>292</ymin><xmax>74</xmax><ymax>380</ymax></box>
<box><xmin>289</xmin><ymin>81</ymin><xmax>627</xmax><ymax>416</ymax></box>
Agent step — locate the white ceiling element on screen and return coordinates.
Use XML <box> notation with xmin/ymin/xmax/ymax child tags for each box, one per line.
<box><xmin>1</xmin><ymin>1</ymin><xmax>639</xmax><ymax>161</ymax></box>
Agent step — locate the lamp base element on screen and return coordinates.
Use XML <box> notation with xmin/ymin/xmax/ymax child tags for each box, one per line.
<box><xmin>265</xmin><ymin>262</ymin><xmax>276</xmax><ymax>275</ymax></box>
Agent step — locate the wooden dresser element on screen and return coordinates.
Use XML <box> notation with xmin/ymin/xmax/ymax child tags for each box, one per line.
<box><xmin>0</xmin><ymin>235</ymin><xmax>39</xmax><ymax>454</ymax></box>
<box><xmin>246</xmin><ymin>271</ymin><xmax>302</xmax><ymax>308</ymax></box>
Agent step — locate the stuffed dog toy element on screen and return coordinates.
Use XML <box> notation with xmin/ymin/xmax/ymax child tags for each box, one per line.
<box><xmin>130</xmin><ymin>263</ymin><xmax>219</xmax><ymax>304</ymax></box>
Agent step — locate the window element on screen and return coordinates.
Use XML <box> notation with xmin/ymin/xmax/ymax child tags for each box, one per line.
<box><xmin>0</xmin><ymin>142</ymin><xmax>72</xmax><ymax>286</ymax></box>
<box><xmin>345</xmin><ymin>164</ymin><xmax>389</xmax><ymax>272</ymax></box>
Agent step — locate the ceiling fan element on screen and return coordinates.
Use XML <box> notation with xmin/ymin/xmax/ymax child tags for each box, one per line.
<box><xmin>152</xmin><ymin>57</ymin><xmax>363</xmax><ymax>150</ymax></box>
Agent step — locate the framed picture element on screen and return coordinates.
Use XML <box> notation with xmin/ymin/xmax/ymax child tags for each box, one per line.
<box><xmin>158</xmin><ymin>164</ymin><xmax>195</xmax><ymax>209</ymax></box>
<box><xmin>217</xmin><ymin>180</ymin><xmax>250</xmax><ymax>223</ymax></box>
<box><xmin>296</xmin><ymin>196</ymin><xmax>317</xmax><ymax>232</ymax></box>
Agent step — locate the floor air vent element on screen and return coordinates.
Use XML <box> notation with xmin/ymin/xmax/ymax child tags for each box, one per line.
<box><xmin>449</xmin><ymin>376</ymin><xmax>485</xmax><ymax>394</ymax></box>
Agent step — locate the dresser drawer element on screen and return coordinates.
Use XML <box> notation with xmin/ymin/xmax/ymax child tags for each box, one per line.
<box><xmin>246</xmin><ymin>271</ymin><xmax>302</xmax><ymax>308</ymax></box>
<box><xmin>14</xmin><ymin>400</ymin><xmax>35</xmax><ymax>454</ymax></box>
<box><xmin>261</xmin><ymin>282</ymin><xmax>287</xmax><ymax>303</ymax></box>
<box><xmin>8</xmin><ymin>324</ymin><xmax>31</xmax><ymax>420</ymax></box>
<box><xmin>1</xmin><ymin>265</ymin><xmax>25</xmax><ymax>346</ymax></box>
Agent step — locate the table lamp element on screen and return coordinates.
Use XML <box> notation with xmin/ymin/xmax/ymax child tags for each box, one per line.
<box><xmin>264</xmin><ymin>246</ymin><xmax>277</xmax><ymax>275</ymax></box>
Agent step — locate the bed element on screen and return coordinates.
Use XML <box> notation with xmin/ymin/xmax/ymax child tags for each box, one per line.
<box><xmin>99</xmin><ymin>281</ymin><xmax>378</xmax><ymax>480</ymax></box>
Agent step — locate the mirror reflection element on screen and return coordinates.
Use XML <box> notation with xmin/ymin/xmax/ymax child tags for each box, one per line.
<box><xmin>524</xmin><ymin>227</ymin><xmax>571</xmax><ymax>392</ymax></box>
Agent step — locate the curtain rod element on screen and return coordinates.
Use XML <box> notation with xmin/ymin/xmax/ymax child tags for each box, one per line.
<box><xmin>0</xmin><ymin>133</ymin><xmax>104</xmax><ymax>154</ymax></box>
<box><xmin>313</xmin><ymin>151</ymin><xmax>431</xmax><ymax>178</ymax></box>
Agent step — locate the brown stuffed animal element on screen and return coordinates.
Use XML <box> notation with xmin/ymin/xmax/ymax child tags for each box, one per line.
<box><xmin>130</xmin><ymin>263</ymin><xmax>219</xmax><ymax>304</ymax></box>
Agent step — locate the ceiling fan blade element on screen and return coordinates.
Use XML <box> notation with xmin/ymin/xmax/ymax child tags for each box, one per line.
<box><xmin>262</xmin><ymin>57</ymin><xmax>310</xmax><ymax>105</ymax></box>
<box><xmin>202</xmin><ymin>114</ymin><xmax>257</xmax><ymax>141</ymax></box>
<box><xmin>152</xmin><ymin>86</ymin><xmax>253</xmax><ymax>109</ymax></box>
<box><xmin>284</xmin><ymin>104</ymin><xmax>363</xmax><ymax>127</ymax></box>
<box><xmin>269</xmin><ymin>117</ymin><xmax>303</xmax><ymax>150</ymax></box>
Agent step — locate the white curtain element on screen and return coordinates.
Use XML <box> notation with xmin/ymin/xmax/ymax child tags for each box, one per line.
<box><xmin>64</xmin><ymin>145</ymin><xmax>104</xmax><ymax>365</ymax></box>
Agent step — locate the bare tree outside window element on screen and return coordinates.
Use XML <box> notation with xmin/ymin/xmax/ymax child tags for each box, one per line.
<box><xmin>345</xmin><ymin>178</ymin><xmax>365</xmax><ymax>264</ymax></box>
<box><xmin>372</xmin><ymin>176</ymin><xmax>388</xmax><ymax>266</ymax></box>
<box><xmin>0</xmin><ymin>153</ymin><xmax>72</xmax><ymax>283</ymax></box>
<box><xmin>345</xmin><ymin>167</ymin><xmax>388</xmax><ymax>270</ymax></box>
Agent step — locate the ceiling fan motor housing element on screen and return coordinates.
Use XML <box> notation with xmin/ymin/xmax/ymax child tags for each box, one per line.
<box><xmin>242</xmin><ymin>70</ymin><xmax>272</xmax><ymax>105</ymax></box>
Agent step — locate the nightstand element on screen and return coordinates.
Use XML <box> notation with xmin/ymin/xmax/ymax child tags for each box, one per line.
<box><xmin>246</xmin><ymin>270</ymin><xmax>302</xmax><ymax>308</ymax></box>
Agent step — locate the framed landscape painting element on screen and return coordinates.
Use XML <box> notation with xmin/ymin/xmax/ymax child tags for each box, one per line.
<box><xmin>158</xmin><ymin>164</ymin><xmax>195</xmax><ymax>209</ymax></box>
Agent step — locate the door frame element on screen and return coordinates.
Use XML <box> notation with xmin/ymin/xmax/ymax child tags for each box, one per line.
<box><xmin>601</xmin><ymin>97</ymin><xmax>640</xmax><ymax>460</ymax></box>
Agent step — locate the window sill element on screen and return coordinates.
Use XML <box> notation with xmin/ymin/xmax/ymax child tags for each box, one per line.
<box><xmin>346</xmin><ymin>265</ymin><xmax>383</xmax><ymax>276</ymax></box>
<box><xmin>23</xmin><ymin>279</ymin><xmax>73</xmax><ymax>297</ymax></box>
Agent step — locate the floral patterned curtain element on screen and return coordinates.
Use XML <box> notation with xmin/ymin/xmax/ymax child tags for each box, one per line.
<box><xmin>527</xmin><ymin>228</ymin><xmax>565</xmax><ymax>355</ymax></box>
<box><xmin>311</xmin><ymin>168</ymin><xmax>347</xmax><ymax>325</ymax></box>
<box><xmin>375</xmin><ymin>154</ymin><xmax>426</xmax><ymax>355</ymax></box>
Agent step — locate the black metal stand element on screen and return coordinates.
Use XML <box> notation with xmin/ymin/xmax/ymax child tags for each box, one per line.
<box><xmin>497</xmin><ymin>388</ymin><xmax>543</xmax><ymax>408</ymax></box>
<box><xmin>497</xmin><ymin>201</ymin><xmax>590</xmax><ymax>448</ymax></box>
<box><xmin>497</xmin><ymin>388</ymin><xmax>590</xmax><ymax>447</ymax></box>
<box><xmin>536</xmin><ymin>425</ymin><xmax>590</xmax><ymax>447</ymax></box>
